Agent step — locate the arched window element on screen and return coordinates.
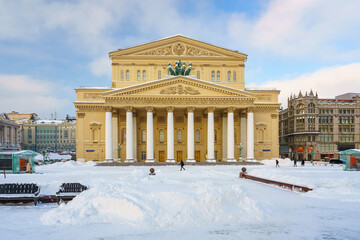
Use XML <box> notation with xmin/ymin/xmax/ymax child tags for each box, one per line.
<box><xmin>214</xmin><ymin>130</ymin><xmax>217</xmax><ymax>142</ymax></box>
<box><xmin>233</xmin><ymin>71</ymin><xmax>236</xmax><ymax>82</ymax></box>
<box><xmin>141</xmin><ymin>130</ymin><xmax>146</xmax><ymax>143</ymax></box>
<box><xmin>217</xmin><ymin>71</ymin><xmax>220</xmax><ymax>81</ymax></box>
<box><xmin>158</xmin><ymin>70</ymin><xmax>161</xmax><ymax>79</ymax></box>
<box><xmin>195</xmin><ymin>129</ymin><xmax>200</xmax><ymax>143</ymax></box>
<box><xmin>120</xmin><ymin>70</ymin><xmax>124</xmax><ymax>80</ymax></box>
<box><xmin>126</xmin><ymin>70</ymin><xmax>130</xmax><ymax>80</ymax></box>
<box><xmin>143</xmin><ymin>70</ymin><xmax>146</xmax><ymax>80</ymax></box>
<box><xmin>197</xmin><ymin>71</ymin><xmax>200</xmax><ymax>79</ymax></box>
<box><xmin>159</xmin><ymin>130</ymin><xmax>164</xmax><ymax>143</ymax></box>
<box><xmin>137</xmin><ymin>70</ymin><xmax>141</xmax><ymax>80</ymax></box>
<box><xmin>177</xmin><ymin>130</ymin><xmax>182</xmax><ymax>142</ymax></box>
<box><xmin>211</xmin><ymin>71</ymin><xmax>215</xmax><ymax>81</ymax></box>
<box><xmin>227</xmin><ymin>71</ymin><xmax>231</xmax><ymax>81</ymax></box>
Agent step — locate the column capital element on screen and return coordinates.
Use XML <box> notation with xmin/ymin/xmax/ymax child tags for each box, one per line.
<box><xmin>187</xmin><ymin>107</ymin><xmax>195</xmax><ymax>113</ymax></box>
<box><xmin>112</xmin><ymin>108</ymin><xmax>118</xmax><ymax>115</ymax></box>
<box><xmin>206</xmin><ymin>107</ymin><xmax>216</xmax><ymax>113</ymax></box>
<box><xmin>227</xmin><ymin>107</ymin><xmax>235</xmax><ymax>113</ymax></box>
<box><xmin>166</xmin><ymin>106</ymin><xmax>175</xmax><ymax>112</ymax></box>
<box><xmin>247</xmin><ymin>107</ymin><xmax>255</xmax><ymax>113</ymax></box>
<box><xmin>104</xmin><ymin>106</ymin><xmax>113</xmax><ymax>112</ymax></box>
<box><xmin>125</xmin><ymin>106</ymin><xmax>133</xmax><ymax>112</ymax></box>
<box><xmin>145</xmin><ymin>106</ymin><xmax>154</xmax><ymax>112</ymax></box>
<box><xmin>77</xmin><ymin>112</ymin><xmax>85</xmax><ymax>118</ymax></box>
<box><xmin>271</xmin><ymin>113</ymin><xmax>278</xmax><ymax>119</ymax></box>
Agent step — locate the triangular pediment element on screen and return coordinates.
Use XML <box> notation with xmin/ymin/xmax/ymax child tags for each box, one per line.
<box><xmin>103</xmin><ymin>76</ymin><xmax>256</xmax><ymax>99</ymax></box>
<box><xmin>109</xmin><ymin>35</ymin><xmax>247</xmax><ymax>59</ymax></box>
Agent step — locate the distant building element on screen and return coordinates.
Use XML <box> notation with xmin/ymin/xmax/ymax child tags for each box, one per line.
<box><xmin>21</xmin><ymin>118</ymin><xmax>76</xmax><ymax>153</ymax></box>
<box><xmin>0</xmin><ymin>113</ymin><xmax>21</xmax><ymax>151</ymax></box>
<box><xmin>279</xmin><ymin>91</ymin><xmax>360</xmax><ymax>161</ymax></box>
<box><xmin>6</xmin><ymin>111</ymin><xmax>38</xmax><ymax>124</ymax></box>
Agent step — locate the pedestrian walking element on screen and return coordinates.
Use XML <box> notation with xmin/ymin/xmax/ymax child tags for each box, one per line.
<box><xmin>276</xmin><ymin>159</ymin><xmax>280</xmax><ymax>167</ymax></box>
<box><xmin>294</xmin><ymin>158</ymin><xmax>297</xmax><ymax>167</ymax></box>
<box><xmin>301</xmin><ymin>158</ymin><xmax>305</xmax><ymax>166</ymax></box>
<box><xmin>180</xmin><ymin>160</ymin><xmax>185</xmax><ymax>171</ymax></box>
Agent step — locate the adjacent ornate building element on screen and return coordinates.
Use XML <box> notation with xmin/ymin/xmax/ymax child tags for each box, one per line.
<box><xmin>279</xmin><ymin>91</ymin><xmax>360</xmax><ymax>161</ymax></box>
<box><xmin>74</xmin><ymin>35</ymin><xmax>280</xmax><ymax>162</ymax></box>
<box><xmin>22</xmin><ymin>119</ymin><xmax>76</xmax><ymax>153</ymax></box>
<box><xmin>0</xmin><ymin>113</ymin><xmax>21</xmax><ymax>151</ymax></box>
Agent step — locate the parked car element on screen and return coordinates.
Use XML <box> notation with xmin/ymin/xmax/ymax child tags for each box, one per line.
<box><xmin>329</xmin><ymin>159</ymin><xmax>344</xmax><ymax>164</ymax></box>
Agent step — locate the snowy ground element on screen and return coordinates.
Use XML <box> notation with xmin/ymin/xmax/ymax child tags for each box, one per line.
<box><xmin>1</xmin><ymin>159</ymin><xmax>360</xmax><ymax>240</ymax></box>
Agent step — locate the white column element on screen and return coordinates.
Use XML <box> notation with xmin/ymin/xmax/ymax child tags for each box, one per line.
<box><xmin>207</xmin><ymin>107</ymin><xmax>215</xmax><ymax>162</ymax></box>
<box><xmin>187</xmin><ymin>107</ymin><xmax>195</xmax><ymax>162</ymax></box>
<box><xmin>222</xmin><ymin>113</ymin><xmax>227</xmax><ymax>161</ymax></box>
<box><xmin>240</xmin><ymin>111</ymin><xmax>247</xmax><ymax>160</ymax></box>
<box><xmin>133</xmin><ymin>113</ymin><xmax>137</xmax><ymax>162</ymax></box>
<box><xmin>105</xmin><ymin>109</ymin><xmax>113</xmax><ymax>161</ymax></box>
<box><xmin>112</xmin><ymin>110</ymin><xmax>119</xmax><ymax>161</ymax></box>
<box><xmin>125</xmin><ymin>107</ymin><xmax>134</xmax><ymax>162</ymax></box>
<box><xmin>146</xmin><ymin>107</ymin><xmax>154</xmax><ymax>162</ymax></box>
<box><xmin>247</xmin><ymin>108</ymin><xmax>255</xmax><ymax>160</ymax></box>
<box><xmin>166</xmin><ymin>106</ymin><xmax>175</xmax><ymax>162</ymax></box>
<box><xmin>227</xmin><ymin>107</ymin><xmax>235</xmax><ymax>162</ymax></box>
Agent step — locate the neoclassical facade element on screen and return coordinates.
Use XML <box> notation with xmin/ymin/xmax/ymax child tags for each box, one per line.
<box><xmin>74</xmin><ymin>35</ymin><xmax>280</xmax><ymax>162</ymax></box>
<box><xmin>0</xmin><ymin>113</ymin><xmax>21</xmax><ymax>151</ymax></box>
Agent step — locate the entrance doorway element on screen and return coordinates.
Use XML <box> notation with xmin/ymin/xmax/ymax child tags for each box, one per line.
<box><xmin>159</xmin><ymin>151</ymin><xmax>165</xmax><ymax>162</ymax></box>
<box><xmin>177</xmin><ymin>151</ymin><xmax>183</xmax><ymax>162</ymax></box>
<box><xmin>195</xmin><ymin>150</ymin><xmax>200</xmax><ymax>162</ymax></box>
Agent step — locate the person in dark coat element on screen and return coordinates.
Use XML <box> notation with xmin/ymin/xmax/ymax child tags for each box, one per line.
<box><xmin>276</xmin><ymin>159</ymin><xmax>280</xmax><ymax>167</ymax></box>
<box><xmin>294</xmin><ymin>157</ymin><xmax>297</xmax><ymax>167</ymax></box>
<box><xmin>180</xmin><ymin>160</ymin><xmax>185</xmax><ymax>171</ymax></box>
<box><xmin>301</xmin><ymin>158</ymin><xmax>305</xmax><ymax>166</ymax></box>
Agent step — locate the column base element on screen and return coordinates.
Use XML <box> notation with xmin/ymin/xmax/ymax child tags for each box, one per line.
<box><xmin>77</xmin><ymin>158</ymin><xmax>85</xmax><ymax>162</ymax></box>
<box><xmin>166</xmin><ymin>159</ymin><xmax>175</xmax><ymax>163</ymax></box>
<box><xmin>145</xmin><ymin>159</ymin><xmax>155</xmax><ymax>162</ymax></box>
<box><xmin>239</xmin><ymin>157</ymin><xmax>245</xmax><ymax>162</ymax></box>
<box><xmin>206</xmin><ymin>159</ymin><xmax>216</xmax><ymax>163</ymax></box>
<box><xmin>186</xmin><ymin>159</ymin><xmax>196</xmax><ymax>163</ymax></box>
<box><xmin>114</xmin><ymin>158</ymin><xmax>121</xmax><ymax>162</ymax></box>
<box><xmin>226</xmin><ymin>158</ymin><xmax>237</xmax><ymax>162</ymax></box>
<box><xmin>124</xmin><ymin>159</ymin><xmax>134</xmax><ymax>162</ymax></box>
<box><xmin>105</xmin><ymin>158</ymin><xmax>114</xmax><ymax>162</ymax></box>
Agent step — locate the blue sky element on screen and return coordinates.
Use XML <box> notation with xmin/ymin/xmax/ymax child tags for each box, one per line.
<box><xmin>1</xmin><ymin>0</ymin><xmax>359</xmax><ymax>119</ymax></box>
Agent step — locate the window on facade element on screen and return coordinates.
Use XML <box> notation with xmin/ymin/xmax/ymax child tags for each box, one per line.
<box><xmin>64</xmin><ymin>130</ymin><xmax>68</xmax><ymax>138</ymax></box>
<box><xmin>211</xmin><ymin>71</ymin><xmax>215</xmax><ymax>81</ymax></box>
<box><xmin>141</xmin><ymin>130</ymin><xmax>146</xmax><ymax>143</ymax></box>
<box><xmin>158</xmin><ymin>70</ymin><xmax>161</xmax><ymax>79</ymax></box>
<box><xmin>159</xmin><ymin>130</ymin><xmax>164</xmax><ymax>143</ymax></box>
<box><xmin>233</xmin><ymin>71</ymin><xmax>237</xmax><ymax>81</ymax></box>
<box><xmin>120</xmin><ymin>70</ymin><xmax>124</xmax><ymax>80</ymax></box>
<box><xmin>217</xmin><ymin>71</ymin><xmax>220</xmax><ymax>81</ymax></box>
<box><xmin>141</xmin><ymin>151</ymin><xmax>146</xmax><ymax>161</ymax></box>
<box><xmin>214</xmin><ymin>130</ymin><xmax>217</xmax><ymax>142</ymax></box>
<box><xmin>339</xmin><ymin>135</ymin><xmax>354</xmax><ymax>142</ymax></box>
<box><xmin>177</xmin><ymin>130</ymin><xmax>182</xmax><ymax>142</ymax></box>
<box><xmin>197</xmin><ymin>71</ymin><xmax>200</xmax><ymax>79</ymax></box>
<box><xmin>308</xmin><ymin>103</ymin><xmax>315</xmax><ymax>113</ymax></box>
<box><xmin>126</xmin><ymin>70</ymin><xmax>130</xmax><ymax>80</ymax></box>
<box><xmin>143</xmin><ymin>70</ymin><xmax>146</xmax><ymax>80</ymax></box>
<box><xmin>227</xmin><ymin>71</ymin><xmax>231</xmax><ymax>81</ymax></box>
<box><xmin>296</xmin><ymin>104</ymin><xmax>305</xmax><ymax>114</ymax></box>
<box><xmin>195</xmin><ymin>130</ymin><xmax>200</xmax><ymax>143</ymax></box>
<box><xmin>319</xmin><ymin>135</ymin><xmax>333</xmax><ymax>142</ymax></box>
<box><xmin>137</xmin><ymin>70</ymin><xmax>141</xmax><ymax>80</ymax></box>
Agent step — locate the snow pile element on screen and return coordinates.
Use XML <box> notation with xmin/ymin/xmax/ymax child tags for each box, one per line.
<box><xmin>41</xmin><ymin>171</ymin><xmax>267</xmax><ymax>228</ymax></box>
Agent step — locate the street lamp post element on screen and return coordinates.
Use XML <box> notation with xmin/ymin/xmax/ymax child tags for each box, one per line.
<box><xmin>238</xmin><ymin>143</ymin><xmax>243</xmax><ymax>161</ymax></box>
<box><xmin>117</xmin><ymin>144</ymin><xmax>122</xmax><ymax>162</ymax></box>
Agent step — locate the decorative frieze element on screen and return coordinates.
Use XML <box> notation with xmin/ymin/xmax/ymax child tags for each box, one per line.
<box><xmin>160</xmin><ymin>85</ymin><xmax>200</xmax><ymax>95</ymax></box>
<box><xmin>84</xmin><ymin>93</ymin><xmax>103</xmax><ymax>100</ymax></box>
<box><xmin>257</xmin><ymin>95</ymin><xmax>272</xmax><ymax>101</ymax></box>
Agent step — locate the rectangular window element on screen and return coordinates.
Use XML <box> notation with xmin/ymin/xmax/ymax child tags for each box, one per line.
<box><xmin>121</xmin><ymin>70</ymin><xmax>124</xmax><ymax>80</ymax></box>
<box><xmin>233</xmin><ymin>71</ymin><xmax>236</xmax><ymax>82</ymax></box>
<box><xmin>141</xmin><ymin>152</ymin><xmax>146</xmax><ymax>161</ymax></box>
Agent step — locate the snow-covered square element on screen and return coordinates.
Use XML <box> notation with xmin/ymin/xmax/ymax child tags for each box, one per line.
<box><xmin>1</xmin><ymin>159</ymin><xmax>360</xmax><ymax>240</ymax></box>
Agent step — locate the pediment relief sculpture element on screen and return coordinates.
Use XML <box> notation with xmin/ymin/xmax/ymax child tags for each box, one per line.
<box><xmin>134</xmin><ymin>43</ymin><xmax>221</xmax><ymax>56</ymax></box>
<box><xmin>160</xmin><ymin>85</ymin><xmax>200</xmax><ymax>95</ymax></box>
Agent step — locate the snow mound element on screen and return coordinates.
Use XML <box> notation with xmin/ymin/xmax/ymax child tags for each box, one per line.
<box><xmin>262</xmin><ymin>158</ymin><xmax>293</xmax><ymax>166</ymax></box>
<box><xmin>41</xmin><ymin>176</ymin><xmax>267</xmax><ymax>229</ymax></box>
<box><xmin>38</xmin><ymin>160</ymin><xmax>96</xmax><ymax>170</ymax></box>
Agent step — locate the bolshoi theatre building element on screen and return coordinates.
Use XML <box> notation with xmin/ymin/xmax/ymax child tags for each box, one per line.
<box><xmin>74</xmin><ymin>35</ymin><xmax>280</xmax><ymax>162</ymax></box>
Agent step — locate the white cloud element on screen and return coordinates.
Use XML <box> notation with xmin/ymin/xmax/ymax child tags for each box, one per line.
<box><xmin>261</xmin><ymin>63</ymin><xmax>360</xmax><ymax>107</ymax></box>
<box><xmin>0</xmin><ymin>75</ymin><xmax>73</xmax><ymax>118</ymax></box>
<box><xmin>90</xmin><ymin>56</ymin><xmax>111</xmax><ymax>76</ymax></box>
